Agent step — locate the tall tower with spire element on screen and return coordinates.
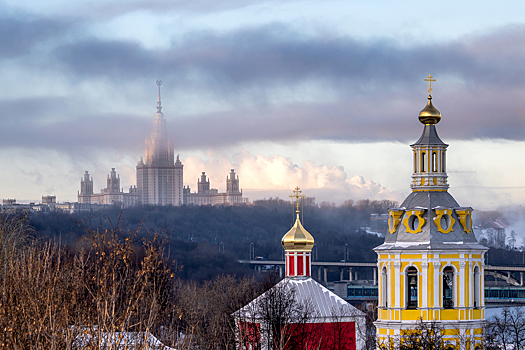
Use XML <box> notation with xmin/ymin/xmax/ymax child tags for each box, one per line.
<box><xmin>136</xmin><ymin>81</ymin><xmax>184</xmax><ymax>205</ymax></box>
<box><xmin>374</xmin><ymin>76</ymin><xmax>487</xmax><ymax>349</ymax></box>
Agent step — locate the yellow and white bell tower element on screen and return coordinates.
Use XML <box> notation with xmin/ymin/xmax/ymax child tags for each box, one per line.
<box><xmin>374</xmin><ymin>76</ymin><xmax>488</xmax><ymax>349</ymax></box>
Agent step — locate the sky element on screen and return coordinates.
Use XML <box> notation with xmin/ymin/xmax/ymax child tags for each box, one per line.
<box><xmin>2</xmin><ymin>0</ymin><xmax>525</xmax><ymax>210</ymax></box>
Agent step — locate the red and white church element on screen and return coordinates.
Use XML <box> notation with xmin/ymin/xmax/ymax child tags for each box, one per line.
<box><xmin>234</xmin><ymin>187</ymin><xmax>366</xmax><ymax>350</ymax></box>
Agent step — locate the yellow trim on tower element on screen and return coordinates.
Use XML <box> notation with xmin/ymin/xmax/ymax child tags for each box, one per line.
<box><xmin>388</xmin><ymin>209</ymin><xmax>404</xmax><ymax>234</ymax></box>
<box><xmin>403</xmin><ymin>209</ymin><xmax>426</xmax><ymax>234</ymax></box>
<box><xmin>412</xmin><ymin>189</ymin><xmax>447</xmax><ymax>192</ymax></box>
<box><xmin>455</xmin><ymin>209</ymin><xmax>473</xmax><ymax>233</ymax></box>
<box><xmin>433</xmin><ymin>208</ymin><xmax>456</xmax><ymax>234</ymax></box>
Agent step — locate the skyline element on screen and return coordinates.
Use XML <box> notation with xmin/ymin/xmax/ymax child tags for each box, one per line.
<box><xmin>2</xmin><ymin>1</ymin><xmax>525</xmax><ymax>209</ymax></box>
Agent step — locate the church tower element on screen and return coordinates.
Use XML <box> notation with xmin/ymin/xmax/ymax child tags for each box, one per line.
<box><xmin>136</xmin><ymin>81</ymin><xmax>184</xmax><ymax>206</ymax></box>
<box><xmin>374</xmin><ymin>76</ymin><xmax>487</xmax><ymax>349</ymax></box>
<box><xmin>281</xmin><ymin>187</ymin><xmax>315</xmax><ymax>278</ymax></box>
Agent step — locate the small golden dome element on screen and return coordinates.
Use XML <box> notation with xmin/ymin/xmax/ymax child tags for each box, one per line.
<box><xmin>281</xmin><ymin>212</ymin><xmax>315</xmax><ymax>252</ymax></box>
<box><xmin>419</xmin><ymin>97</ymin><xmax>441</xmax><ymax>125</ymax></box>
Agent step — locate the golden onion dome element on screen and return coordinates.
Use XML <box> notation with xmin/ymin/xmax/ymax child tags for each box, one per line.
<box><xmin>281</xmin><ymin>211</ymin><xmax>315</xmax><ymax>252</ymax></box>
<box><xmin>418</xmin><ymin>97</ymin><xmax>441</xmax><ymax>125</ymax></box>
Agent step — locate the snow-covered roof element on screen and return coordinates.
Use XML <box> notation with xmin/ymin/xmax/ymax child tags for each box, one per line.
<box><xmin>234</xmin><ymin>277</ymin><xmax>365</xmax><ymax>321</ymax></box>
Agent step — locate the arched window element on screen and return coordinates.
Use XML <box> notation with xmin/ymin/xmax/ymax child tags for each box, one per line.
<box><xmin>474</xmin><ymin>266</ymin><xmax>480</xmax><ymax>308</ymax></box>
<box><xmin>421</xmin><ymin>152</ymin><xmax>426</xmax><ymax>172</ymax></box>
<box><xmin>406</xmin><ymin>266</ymin><xmax>418</xmax><ymax>309</ymax></box>
<box><xmin>443</xmin><ymin>266</ymin><xmax>454</xmax><ymax>309</ymax></box>
<box><xmin>414</xmin><ymin>152</ymin><xmax>417</xmax><ymax>173</ymax></box>
<box><xmin>432</xmin><ymin>152</ymin><xmax>437</xmax><ymax>172</ymax></box>
<box><xmin>441</xmin><ymin>151</ymin><xmax>446</xmax><ymax>172</ymax></box>
<box><xmin>382</xmin><ymin>267</ymin><xmax>388</xmax><ymax>308</ymax></box>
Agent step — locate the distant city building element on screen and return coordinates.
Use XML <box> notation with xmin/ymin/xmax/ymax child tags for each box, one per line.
<box><xmin>184</xmin><ymin>169</ymin><xmax>243</xmax><ymax>205</ymax></box>
<box><xmin>78</xmin><ymin>168</ymin><xmax>139</xmax><ymax>208</ymax></box>
<box><xmin>75</xmin><ymin>82</ymin><xmax>242</xmax><ymax>207</ymax></box>
<box><xmin>3</xmin><ymin>198</ymin><xmax>16</xmax><ymax>205</ymax></box>
<box><xmin>136</xmin><ymin>81</ymin><xmax>184</xmax><ymax>206</ymax></box>
<box><xmin>370</xmin><ymin>213</ymin><xmax>388</xmax><ymax>235</ymax></box>
<box><xmin>42</xmin><ymin>195</ymin><xmax>56</xmax><ymax>204</ymax></box>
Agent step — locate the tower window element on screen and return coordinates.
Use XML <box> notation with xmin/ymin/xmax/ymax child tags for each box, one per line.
<box><xmin>421</xmin><ymin>152</ymin><xmax>426</xmax><ymax>172</ymax></box>
<box><xmin>432</xmin><ymin>152</ymin><xmax>437</xmax><ymax>172</ymax></box>
<box><xmin>406</xmin><ymin>266</ymin><xmax>418</xmax><ymax>309</ymax></box>
<box><xmin>414</xmin><ymin>152</ymin><xmax>417</xmax><ymax>173</ymax></box>
<box><xmin>443</xmin><ymin>266</ymin><xmax>454</xmax><ymax>309</ymax></box>
<box><xmin>474</xmin><ymin>266</ymin><xmax>480</xmax><ymax>308</ymax></box>
<box><xmin>382</xmin><ymin>267</ymin><xmax>388</xmax><ymax>308</ymax></box>
<box><xmin>442</xmin><ymin>151</ymin><xmax>446</xmax><ymax>172</ymax></box>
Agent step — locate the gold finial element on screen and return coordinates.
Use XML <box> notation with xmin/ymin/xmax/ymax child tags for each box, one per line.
<box><xmin>418</xmin><ymin>74</ymin><xmax>441</xmax><ymax>124</ymax></box>
<box><xmin>282</xmin><ymin>186</ymin><xmax>314</xmax><ymax>252</ymax></box>
<box><xmin>289</xmin><ymin>186</ymin><xmax>306</xmax><ymax>214</ymax></box>
<box><xmin>424</xmin><ymin>74</ymin><xmax>436</xmax><ymax>99</ymax></box>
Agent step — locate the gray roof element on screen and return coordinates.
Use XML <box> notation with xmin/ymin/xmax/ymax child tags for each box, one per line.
<box><xmin>377</xmin><ymin>191</ymin><xmax>487</xmax><ymax>251</ymax></box>
<box><xmin>234</xmin><ymin>277</ymin><xmax>364</xmax><ymax>320</ymax></box>
<box><xmin>411</xmin><ymin>124</ymin><xmax>447</xmax><ymax>146</ymax></box>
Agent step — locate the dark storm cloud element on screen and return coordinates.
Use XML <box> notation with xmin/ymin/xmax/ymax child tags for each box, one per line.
<box><xmin>0</xmin><ymin>14</ymin><xmax>73</xmax><ymax>58</ymax></box>
<box><xmin>51</xmin><ymin>25</ymin><xmax>525</xmax><ymax>90</ymax></box>
<box><xmin>3</xmin><ymin>20</ymin><xmax>525</xmax><ymax>152</ymax></box>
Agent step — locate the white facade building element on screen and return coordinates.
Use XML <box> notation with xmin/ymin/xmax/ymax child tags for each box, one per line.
<box><xmin>78</xmin><ymin>169</ymin><xmax>139</xmax><ymax>208</ymax></box>
<box><xmin>136</xmin><ymin>81</ymin><xmax>184</xmax><ymax>206</ymax></box>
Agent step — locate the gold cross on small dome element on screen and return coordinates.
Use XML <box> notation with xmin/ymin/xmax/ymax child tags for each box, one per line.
<box><xmin>424</xmin><ymin>74</ymin><xmax>436</xmax><ymax>98</ymax></box>
<box><xmin>289</xmin><ymin>186</ymin><xmax>306</xmax><ymax>212</ymax></box>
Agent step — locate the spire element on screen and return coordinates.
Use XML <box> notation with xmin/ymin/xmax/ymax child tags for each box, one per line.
<box><xmin>282</xmin><ymin>187</ymin><xmax>314</xmax><ymax>278</ymax></box>
<box><xmin>156</xmin><ymin>80</ymin><xmax>162</xmax><ymax>113</ymax></box>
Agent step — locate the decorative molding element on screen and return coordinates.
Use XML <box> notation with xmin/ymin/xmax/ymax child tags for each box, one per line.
<box><xmin>388</xmin><ymin>209</ymin><xmax>404</xmax><ymax>234</ymax></box>
<box><xmin>403</xmin><ymin>209</ymin><xmax>426</xmax><ymax>234</ymax></box>
<box><xmin>433</xmin><ymin>208</ymin><xmax>456</xmax><ymax>234</ymax></box>
<box><xmin>455</xmin><ymin>208</ymin><xmax>473</xmax><ymax>233</ymax></box>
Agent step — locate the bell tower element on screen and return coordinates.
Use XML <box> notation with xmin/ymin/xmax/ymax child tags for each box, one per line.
<box><xmin>374</xmin><ymin>76</ymin><xmax>487</xmax><ymax>349</ymax></box>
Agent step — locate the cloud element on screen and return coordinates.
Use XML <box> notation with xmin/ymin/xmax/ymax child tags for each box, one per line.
<box><xmin>181</xmin><ymin>150</ymin><xmax>399</xmax><ymax>204</ymax></box>
<box><xmin>4</xmin><ymin>19</ymin><xmax>525</xmax><ymax>153</ymax></box>
<box><xmin>0</xmin><ymin>14</ymin><xmax>73</xmax><ymax>59</ymax></box>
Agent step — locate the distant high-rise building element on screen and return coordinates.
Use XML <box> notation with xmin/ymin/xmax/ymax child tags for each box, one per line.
<box><xmin>78</xmin><ymin>171</ymin><xmax>94</xmax><ymax>203</ymax></box>
<box><xmin>77</xmin><ymin>168</ymin><xmax>138</xmax><ymax>207</ymax></box>
<box><xmin>136</xmin><ymin>81</ymin><xmax>183</xmax><ymax>206</ymax></box>
<box><xmin>184</xmin><ymin>169</ymin><xmax>243</xmax><ymax>205</ymax></box>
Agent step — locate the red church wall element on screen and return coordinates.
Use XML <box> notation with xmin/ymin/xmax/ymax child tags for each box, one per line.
<box><xmin>288</xmin><ymin>256</ymin><xmax>294</xmax><ymax>276</ymax></box>
<box><xmin>238</xmin><ymin>321</ymin><xmax>356</xmax><ymax>350</ymax></box>
<box><xmin>238</xmin><ymin>322</ymin><xmax>260</xmax><ymax>349</ymax></box>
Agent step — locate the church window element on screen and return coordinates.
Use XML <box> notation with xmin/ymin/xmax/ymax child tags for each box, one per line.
<box><xmin>432</xmin><ymin>152</ymin><xmax>437</xmax><ymax>172</ymax></box>
<box><xmin>414</xmin><ymin>152</ymin><xmax>417</xmax><ymax>173</ymax></box>
<box><xmin>409</xmin><ymin>215</ymin><xmax>419</xmax><ymax>232</ymax></box>
<box><xmin>442</xmin><ymin>151</ymin><xmax>446</xmax><ymax>172</ymax></box>
<box><xmin>382</xmin><ymin>267</ymin><xmax>388</xmax><ymax>308</ymax></box>
<box><xmin>406</xmin><ymin>266</ymin><xmax>418</xmax><ymax>309</ymax></box>
<box><xmin>474</xmin><ymin>266</ymin><xmax>480</xmax><ymax>308</ymax></box>
<box><xmin>443</xmin><ymin>266</ymin><xmax>454</xmax><ymax>309</ymax></box>
<box><xmin>421</xmin><ymin>152</ymin><xmax>426</xmax><ymax>172</ymax></box>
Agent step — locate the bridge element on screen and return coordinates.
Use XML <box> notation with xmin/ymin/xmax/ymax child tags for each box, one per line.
<box><xmin>238</xmin><ymin>260</ymin><xmax>525</xmax><ymax>304</ymax></box>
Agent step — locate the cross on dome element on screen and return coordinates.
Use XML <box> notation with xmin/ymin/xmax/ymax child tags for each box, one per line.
<box><xmin>424</xmin><ymin>74</ymin><xmax>436</xmax><ymax>98</ymax></box>
<box><xmin>289</xmin><ymin>186</ymin><xmax>306</xmax><ymax>213</ymax></box>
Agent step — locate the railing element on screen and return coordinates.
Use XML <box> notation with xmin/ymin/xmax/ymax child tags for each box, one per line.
<box><xmin>346</xmin><ymin>285</ymin><xmax>525</xmax><ymax>301</ymax></box>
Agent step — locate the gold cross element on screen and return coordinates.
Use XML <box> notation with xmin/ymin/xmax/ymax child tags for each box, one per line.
<box><xmin>424</xmin><ymin>74</ymin><xmax>436</xmax><ymax>97</ymax></box>
<box><xmin>289</xmin><ymin>186</ymin><xmax>306</xmax><ymax>212</ymax></box>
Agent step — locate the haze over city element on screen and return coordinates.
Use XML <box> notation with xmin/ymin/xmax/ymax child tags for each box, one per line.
<box><xmin>1</xmin><ymin>0</ymin><xmax>525</xmax><ymax>209</ymax></box>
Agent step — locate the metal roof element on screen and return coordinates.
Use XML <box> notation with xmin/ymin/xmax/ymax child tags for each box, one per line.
<box><xmin>234</xmin><ymin>277</ymin><xmax>365</xmax><ymax>321</ymax></box>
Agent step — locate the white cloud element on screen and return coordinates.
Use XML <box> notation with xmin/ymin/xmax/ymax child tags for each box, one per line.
<box><xmin>182</xmin><ymin>150</ymin><xmax>399</xmax><ymax>203</ymax></box>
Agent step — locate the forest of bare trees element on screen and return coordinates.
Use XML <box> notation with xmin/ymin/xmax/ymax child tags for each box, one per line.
<box><xmin>2</xmin><ymin>204</ymin><xmax>525</xmax><ymax>349</ymax></box>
